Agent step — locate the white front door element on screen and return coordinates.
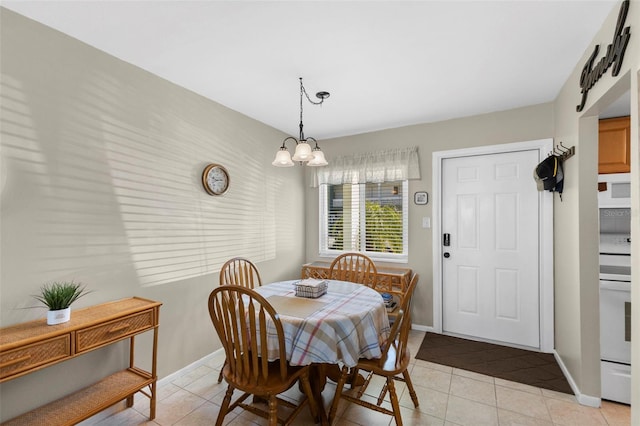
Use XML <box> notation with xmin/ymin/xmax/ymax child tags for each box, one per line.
<box><xmin>442</xmin><ymin>149</ymin><xmax>540</xmax><ymax>348</ymax></box>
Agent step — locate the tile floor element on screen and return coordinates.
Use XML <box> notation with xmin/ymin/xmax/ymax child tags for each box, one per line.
<box><xmin>86</xmin><ymin>330</ymin><xmax>631</xmax><ymax>426</ymax></box>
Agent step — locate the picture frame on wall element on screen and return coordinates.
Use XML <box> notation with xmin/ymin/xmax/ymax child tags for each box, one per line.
<box><xmin>414</xmin><ymin>191</ymin><xmax>428</xmax><ymax>205</ymax></box>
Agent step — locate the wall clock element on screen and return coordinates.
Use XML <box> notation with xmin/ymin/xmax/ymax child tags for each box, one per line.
<box><xmin>202</xmin><ymin>163</ymin><xmax>230</xmax><ymax>196</ymax></box>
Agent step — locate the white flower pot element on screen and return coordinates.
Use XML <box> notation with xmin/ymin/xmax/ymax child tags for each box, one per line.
<box><xmin>47</xmin><ymin>307</ymin><xmax>71</xmax><ymax>325</ymax></box>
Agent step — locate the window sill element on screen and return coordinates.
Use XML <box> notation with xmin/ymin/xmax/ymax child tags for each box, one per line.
<box><xmin>318</xmin><ymin>251</ymin><xmax>408</xmax><ymax>264</ymax></box>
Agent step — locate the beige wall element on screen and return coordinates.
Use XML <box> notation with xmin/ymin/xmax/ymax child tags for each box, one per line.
<box><xmin>552</xmin><ymin>0</ymin><xmax>639</xmax><ymax>409</ymax></box>
<box><xmin>1</xmin><ymin>0</ymin><xmax>638</xmax><ymax>421</ymax></box>
<box><xmin>305</xmin><ymin>103</ymin><xmax>554</xmax><ymax>328</ymax></box>
<box><xmin>0</xmin><ymin>9</ymin><xmax>306</xmax><ymax>420</ymax></box>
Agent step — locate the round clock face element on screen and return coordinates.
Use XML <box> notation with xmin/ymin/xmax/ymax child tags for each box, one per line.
<box><xmin>202</xmin><ymin>164</ymin><xmax>230</xmax><ymax>196</ymax></box>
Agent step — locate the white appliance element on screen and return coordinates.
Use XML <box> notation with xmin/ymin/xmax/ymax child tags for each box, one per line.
<box><xmin>598</xmin><ymin>173</ymin><xmax>632</xmax><ymax>208</ymax></box>
<box><xmin>599</xmin><ymin>207</ymin><xmax>631</xmax><ymax>404</ymax></box>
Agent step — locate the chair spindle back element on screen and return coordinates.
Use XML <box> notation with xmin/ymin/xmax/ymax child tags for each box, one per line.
<box><xmin>329</xmin><ymin>252</ymin><xmax>378</xmax><ymax>286</ymax></box>
<box><xmin>219</xmin><ymin>257</ymin><xmax>262</xmax><ymax>289</ymax></box>
<box><xmin>208</xmin><ymin>285</ymin><xmax>287</xmax><ymax>384</ymax></box>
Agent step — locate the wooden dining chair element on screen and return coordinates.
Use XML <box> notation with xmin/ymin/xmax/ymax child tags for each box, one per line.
<box><xmin>208</xmin><ymin>285</ymin><xmax>318</xmax><ymax>426</ymax></box>
<box><xmin>217</xmin><ymin>257</ymin><xmax>263</xmax><ymax>382</ymax></box>
<box><xmin>219</xmin><ymin>257</ymin><xmax>262</xmax><ymax>288</ymax></box>
<box><xmin>328</xmin><ymin>273</ymin><xmax>420</xmax><ymax>426</ymax></box>
<box><xmin>328</xmin><ymin>252</ymin><xmax>378</xmax><ymax>286</ymax></box>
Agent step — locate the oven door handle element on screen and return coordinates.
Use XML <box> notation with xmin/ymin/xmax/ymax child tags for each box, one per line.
<box><xmin>600</xmin><ymin>280</ymin><xmax>631</xmax><ymax>291</ymax></box>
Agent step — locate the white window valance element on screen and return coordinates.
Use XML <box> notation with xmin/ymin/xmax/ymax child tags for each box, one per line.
<box><xmin>313</xmin><ymin>146</ymin><xmax>420</xmax><ymax>187</ymax></box>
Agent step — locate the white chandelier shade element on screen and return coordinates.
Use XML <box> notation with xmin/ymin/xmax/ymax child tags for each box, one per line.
<box><xmin>291</xmin><ymin>142</ymin><xmax>313</xmax><ymax>162</ymax></box>
<box><xmin>307</xmin><ymin>148</ymin><xmax>328</xmax><ymax>167</ymax></box>
<box><xmin>272</xmin><ymin>147</ymin><xmax>294</xmax><ymax>167</ymax></box>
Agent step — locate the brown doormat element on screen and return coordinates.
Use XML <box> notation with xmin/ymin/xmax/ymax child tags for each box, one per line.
<box><xmin>415</xmin><ymin>332</ymin><xmax>573</xmax><ymax>395</ymax></box>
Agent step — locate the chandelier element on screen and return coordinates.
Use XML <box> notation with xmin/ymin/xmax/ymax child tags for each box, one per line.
<box><xmin>272</xmin><ymin>78</ymin><xmax>330</xmax><ymax>167</ymax></box>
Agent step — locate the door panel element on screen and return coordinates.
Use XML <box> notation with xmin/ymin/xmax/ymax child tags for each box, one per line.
<box><xmin>496</xmin><ymin>269</ymin><xmax>518</xmax><ymax>319</ymax></box>
<box><xmin>458</xmin><ymin>266</ymin><xmax>479</xmax><ymax>314</ymax></box>
<box><xmin>442</xmin><ymin>150</ymin><xmax>540</xmax><ymax>348</ymax></box>
<box><xmin>458</xmin><ymin>195</ymin><xmax>478</xmax><ymax>248</ymax></box>
<box><xmin>495</xmin><ymin>193</ymin><xmax>518</xmax><ymax>249</ymax></box>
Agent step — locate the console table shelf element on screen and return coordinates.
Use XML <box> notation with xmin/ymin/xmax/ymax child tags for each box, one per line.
<box><xmin>0</xmin><ymin>297</ymin><xmax>161</xmax><ymax>425</ymax></box>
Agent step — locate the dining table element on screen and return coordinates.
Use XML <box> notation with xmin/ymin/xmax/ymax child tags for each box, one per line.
<box><xmin>253</xmin><ymin>279</ymin><xmax>391</xmax><ymax>423</ymax></box>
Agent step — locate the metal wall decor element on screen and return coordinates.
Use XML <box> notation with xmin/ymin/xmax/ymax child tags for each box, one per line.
<box><xmin>577</xmin><ymin>0</ymin><xmax>631</xmax><ymax>112</ymax></box>
<box><xmin>551</xmin><ymin>141</ymin><xmax>575</xmax><ymax>162</ymax></box>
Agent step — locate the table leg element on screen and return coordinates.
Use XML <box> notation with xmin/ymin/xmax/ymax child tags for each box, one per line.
<box><xmin>308</xmin><ymin>364</ymin><xmax>328</xmax><ymax>425</ymax></box>
<box><xmin>303</xmin><ymin>363</ymin><xmax>367</xmax><ymax>425</ymax></box>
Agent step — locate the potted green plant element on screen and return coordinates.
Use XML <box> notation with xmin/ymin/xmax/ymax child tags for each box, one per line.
<box><xmin>33</xmin><ymin>281</ymin><xmax>89</xmax><ymax>325</ymax></box>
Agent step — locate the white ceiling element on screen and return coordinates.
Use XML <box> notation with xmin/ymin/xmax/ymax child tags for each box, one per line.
<box><xmin>2</xmin><ymin>1</ymin><xmax>621</xmax><ymax>139</ymax></box>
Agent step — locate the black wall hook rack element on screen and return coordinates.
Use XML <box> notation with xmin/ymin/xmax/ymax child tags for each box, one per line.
<box><xmin>551</xmin><ymin>141</ymin><xmax>575</xmax><ymax>161</ymax></box>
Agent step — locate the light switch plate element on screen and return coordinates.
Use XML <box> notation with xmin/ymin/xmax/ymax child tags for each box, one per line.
<box><xmin>422</xmin><ymin>217</ymin><xmax>431</xmax><ymax>228</ymax></box>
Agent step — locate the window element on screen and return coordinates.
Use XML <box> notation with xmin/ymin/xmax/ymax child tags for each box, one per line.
<box><xmin>314</xmin><ymin>146</ymin><xmax>419</xmax><ymax>262</ymax></box>
<box><xmin>320</xmin><ymin>181</ymin><xmax>408</xmax><ymax>262</ymax></box>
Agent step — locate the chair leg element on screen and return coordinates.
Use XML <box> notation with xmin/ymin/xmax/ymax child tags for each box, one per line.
<box><xmin>328</xmin><ymin>366</ymin><xmax>350</xmax><ymax>424</ymax></box>
<box><xmin>402</xmin><ymin>370</ymin><xmax>419</xmax><ymax>408</ymax></box>
<box><xmin>376</xmin><ymin>380</ymin><xmax>388</xmax><ymax>406</ymax></box>
<box><xmin>215</xmin><ymin>385</ymin><xmax>234</xmax><ymax>426</ymax></box>
<box><xmin>386</xmin><ymin>378</ymin><xmax>403</xmax><ymax>426</ymax></box>
<box><xmin>298</xmin><ymin>372</ymin><xmax>320</xmax><ymax>422</ymax></box>
<box><xmin>356</xmin><ymin>370</ymin><xmax>374</xmax><ymax>398</ymax></box>
<box><xmin>378</xmin><ymin>371</ymin><xmax>417</xmax><ymax>407</ymax></box>
<box><xmin>349</xmin><ymin>367</ymin><xmax>361</xmax><ymax>389</ymax></box>
<box><xmin>268</xmin><ymin>395</ymin><xmax>278</xmax><ymax>426</ymax></box>
<box><xmin>217</xmin><ymin>358</ymin><xmax>226</xmax><ymax>383</ymax></box>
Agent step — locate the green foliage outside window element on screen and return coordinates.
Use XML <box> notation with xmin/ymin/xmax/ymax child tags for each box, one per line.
<box><xmin>328</xmin><ymin>201</ymin><xmax>403</xmax><ymax>253</ymax></box>
<box><xmin>365</xmin><ymin>201</ymin><xmax>403</xmax><ymax>253</ymax></box>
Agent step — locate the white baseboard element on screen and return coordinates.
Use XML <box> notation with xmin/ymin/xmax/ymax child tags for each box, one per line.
<box><xmin>411</xmin><ymin>323</ymin><xmax>435</xmax><ymax>333</ymax></box>
<box><xmin>158</xmin><ymin>348</ymin><xmax>224</xmax><ymax>386</ymax></box>
<box><xmin>553</xmin><ymin>350</ymin><xmax>601</xmax><ymax>407</ymax></box>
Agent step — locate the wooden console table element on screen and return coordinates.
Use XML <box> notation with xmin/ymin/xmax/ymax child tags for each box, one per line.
<box><xmin>0</xmin><ymin>297</ymin><xmax>161</xmax><ymax>425</ymax></box>
<box><xmin>301</xmin><ymin>261</ymin><xmax>411</xmax><ymax>317</ymax></box>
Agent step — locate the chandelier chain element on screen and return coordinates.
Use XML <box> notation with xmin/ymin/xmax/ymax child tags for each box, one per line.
<box><xmin>298</xmin><ymin>78</ymin><xmax>326</xmax><ymax>140</ymax></box>
<box><xmin>300</xmin><ymin>78</ymin><xmax>325</xmax><ymax>107</ymax></box>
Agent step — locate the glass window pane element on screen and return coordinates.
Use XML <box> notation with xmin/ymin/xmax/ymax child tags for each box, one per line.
<box><xmin>320</xmin><ymin>181</ymin><xmax>407</xmax><ymax>259</ymax></box>
<box><xmin>364</xmin><ymin>182</ymin><xmax>403</xmax><ymax>253</ymax></box>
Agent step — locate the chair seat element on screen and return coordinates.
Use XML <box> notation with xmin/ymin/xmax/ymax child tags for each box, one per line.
<box><xmin>356</xmin><ymin>344</ymin><xmax>410</xmax><ymax>377</ymax></box>
<box><xmin>221</xmin><ymin>360</ymin><xmax>310</xmax><ymax>395</ymax></box>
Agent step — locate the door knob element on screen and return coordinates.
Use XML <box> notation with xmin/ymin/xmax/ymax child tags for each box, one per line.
<box><xmin>443</xmin><ymin>252</ymin><xmax>450</xmax><ymax>258</ymax></box>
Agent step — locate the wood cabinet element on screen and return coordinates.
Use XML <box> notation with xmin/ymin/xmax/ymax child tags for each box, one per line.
<box><xmin>0</xmin><ymin>297</ymin><xmax>161</xmax><ymax>425</ymax></box>
<box><xmin>301</xmin><ymin>261</ymin><xmax>412</xmax><ymax>317</ymax></box>
<box><xmin>599</xmin><ymin>116</ymin><xmax>631</xmax><ymax>174</ymax></box>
